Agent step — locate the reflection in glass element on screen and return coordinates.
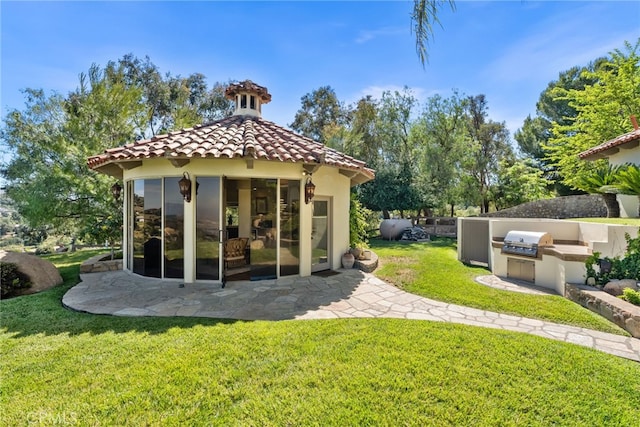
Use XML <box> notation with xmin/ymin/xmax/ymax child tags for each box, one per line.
<box><xmin>164</xmin><ymin>177</ymin><xmax>184</xmax><ymax>278</ymax></box>
<box><xmin>312</xmin><ymin>199</ymin><xmax>329</xmax><ymax>271</ymax></box>
<box><xmin>196</xmin><ymin>177</ymin><xmax>221</xmax><ymax>280</ymax></box>
<box><xmin>132</xmin><ymin>179</ymin><xmax>162</xmax><ymax>277</ymax></box>
<box><xmin>251</xmin><ymin>178</ymin><xmax>277</xmax><ymax>280</ymax></box>
<box><xmin>280</xmin><ymin>180</ymin><xmax>300</xmax><ymax>276</ymax></box>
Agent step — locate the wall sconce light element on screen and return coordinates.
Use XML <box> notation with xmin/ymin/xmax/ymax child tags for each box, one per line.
<box><xmin>304</xmin><ymin>176</ymin><xmax>316</xmax><ymax>204</ymax></box>
<box><xmin>178</xmin><ymin>172</ymin><xmax>192</xmax><ymax>202</ymax></box>
<box><xmin>598</xmin><ymin>258</ymin><xmax>612</xmax><ymax>274</ymax></box>
<box><xmin>111</xmin><ymin>182</ymin><xmax>122</xmax><ymax>201</ymax></box>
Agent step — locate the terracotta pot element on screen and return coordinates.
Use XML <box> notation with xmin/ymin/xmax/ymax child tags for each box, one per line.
<box><xmin>351</xmin><ymin>247</ymin><xmax>362</xmax><ymax>259</ymax></box>
<box><xmin>363</xmin><ymin>250</ymin><xmax>372</xmax><ymax>260</ymax></box>
<box><xmin>342</xmin><ymin>252</ymin><xmax>355</xmax><ymax>269</ymax></box>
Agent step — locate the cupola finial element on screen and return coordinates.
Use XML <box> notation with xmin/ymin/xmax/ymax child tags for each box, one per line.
<box><xmin>225</xmin><ymin>80</ymin><xmax>271</xmax><ymax>118</ymax></box>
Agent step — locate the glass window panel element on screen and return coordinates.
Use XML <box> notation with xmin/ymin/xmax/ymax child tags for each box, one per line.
<box><xmin>280</xmin><ymin>180</ymin><xmax>300</xmax><ymax>276</ymax></box>
<box><xmin>196</xmin><ymin>177</ymin><xmax>221</xmax><ymax>280</ymax></box>
<box><xmin>131</xmin><ymin>179</ymin><xmax>162</xmax><ymax>277</ymax></box>
<box><xmin>164</xmin><ymin>177</ymin><xmax>184</xmax><ymax>278</ymax></box>
<box><xmin>312</xmin><ymin>200</ymin><xmax>329</xmax><ymax>270</ymax></box>
<box><xmin>250</xmin><ymin>178</ymin><xmax>277</xmax><ymax>280</ymax></box>
<box><xmin>144</xmin><ymin>179</ymin><xmax>162</xmax><ymax>277</ymax></box>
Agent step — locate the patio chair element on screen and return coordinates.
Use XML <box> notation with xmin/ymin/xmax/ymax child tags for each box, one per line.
<box><xmin>224</xmin><ymin>237</ymin><xmax>249</xmax><ymax>268</ymax></box>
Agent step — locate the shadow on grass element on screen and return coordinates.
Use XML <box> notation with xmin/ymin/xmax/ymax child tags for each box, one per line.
<box><xmin>1</xmin><ymin>281</ymin><xmax>241</xmax><ymax>339</ymax></box>
<box><xmin>370</xmin><ymin>236</ymin><xmax>456</xmax><ymax>250</ymax></box>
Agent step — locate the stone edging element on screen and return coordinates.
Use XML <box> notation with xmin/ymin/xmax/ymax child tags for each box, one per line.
<box><xmin>80</xmin><ymin>254</ymin><xmax>123</xmax><ymax>274</ymax></box>
<box><xmin>565</xmin><ymin>283</ymin><xmax>640</xmax><ymax>338</ymax></box>
<box><xmin>354</xmin><ymin>251</ymin><xmax>379</xmax><ymax>273</ymax></box>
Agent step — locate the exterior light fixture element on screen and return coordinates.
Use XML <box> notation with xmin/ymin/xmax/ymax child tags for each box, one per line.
<box><xmin>111</xmin><ymin>182</ymin><xmax>122</xmax><ymax>201</ymax></box>
<box><xmin>178</xmin><ymin>172</ymin><xmax>192</xmax><ymax>202</ymax></box>
<box><xmin>304</xmin><ymin>176</ymin><xmax>316</xmax><ymax>204</ymax></box>
<box><xmin>598</xmin><ymin>258</ymin><xmax>612</xmax><ymax>274</ymax></box>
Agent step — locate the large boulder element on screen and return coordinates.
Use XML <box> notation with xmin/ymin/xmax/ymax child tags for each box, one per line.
<box><xmin>380</xmin><ymin>219</ymin><xmax>413</xmax><ymax>240</ymax></box>
<box><xmin>603</xmin><ymin>279</ymin><xmax>638</xmax><ymax>297</ymax></box>
<box><xmin>0</xmin><ymin>250</ymin><xmax>63</xmax><ymax>295</ymax></box>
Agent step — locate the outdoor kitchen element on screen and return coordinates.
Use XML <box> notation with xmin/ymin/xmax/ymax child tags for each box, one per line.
<box><xmin>458</xmin><ymin>218</ymin><xmax>638</xmax><ymax>296</ymax></box>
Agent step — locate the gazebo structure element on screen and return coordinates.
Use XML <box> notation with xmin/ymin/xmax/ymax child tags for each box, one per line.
<box><xmin>87</xmin><ymin>80</ymin><xmax>374</xmax><ymax>285</ymax></box>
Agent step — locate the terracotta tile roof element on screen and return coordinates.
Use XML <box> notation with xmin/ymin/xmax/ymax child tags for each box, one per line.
<box><xmin>87</xmin><ymin>115</ymin><xmax>375</xmax><ymax>182</ymax></box>
<box><xmin>579</xmin><ymin>128</ymin><xmax>640</xmax><ymax>160</ymax></box>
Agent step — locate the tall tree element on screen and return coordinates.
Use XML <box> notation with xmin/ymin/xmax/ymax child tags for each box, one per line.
<box><xmin>411</xmin><ymin>91</ymin><xmax>467</xmax><ymax>216</ymax></box>
<box><xmin>349</xmin><ymin>96</ymin><xmax>380</xmax><ymax>167</ymax></box>
<box><xmin>515</xmin><ymin>60</ymin><xmax>605</xmax><ymax>195</ymax></box>
<box><xmin>376</xmin><ymin>88</ymin><xmax>418</xmax><ymax>166</ymax></box>
<box><xmin>463</xmin><ymin>95</ymin><xmax>513</xmax><ymax>213</ymax></box>
<box><xmin>1</xmin><ymin>56</ymin><xmax>235</xmax><ymax>243</ymax></box>
<box><xmin>110</xmin><ymin>54</ymin><xmax>233</xmax><ymax>137</ymax></box>
<box><xmin>1</xmin><ymin>64</ymin><xmax>143</xmax><ymax>241</ymax></box>
<box><xmin>290</xmin><ymin>86</ymin><xmax>348</xmax><ymax>143</ymax></box>
<box><xmin>543</xmin><ymin>39</ymin><xmax>640</xmax><ymax>191</ymax></box>
<box><xmin>492</xmin><ymin>159</ymin><xmax>553</xmax><ymax>211</ymax></box>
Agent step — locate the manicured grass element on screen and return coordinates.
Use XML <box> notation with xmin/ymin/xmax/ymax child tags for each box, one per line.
<box><xmin>372</xmin><ymin>238</ymin><xmax>628</xmax><ymax>335</ymax></box>
<box><xmin>569</xmin><ymin>217</ymin><xmax>640</xmax><ymax>226</ymax></box>
<box><xmin>2</xmin><ymin>248</ymin><xmax>640</xmax><ymax>425</ymax></box>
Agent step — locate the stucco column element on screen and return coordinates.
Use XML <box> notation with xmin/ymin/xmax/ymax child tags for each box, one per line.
<box><xmin>183</xmin><ymin>181</ymin><xmax>196</xmax><ymax>284</ymax></box>
<box><xmin>299</xmin><ymin>184</ymin><xmax>312</xmax><ymax>276</ymax></box>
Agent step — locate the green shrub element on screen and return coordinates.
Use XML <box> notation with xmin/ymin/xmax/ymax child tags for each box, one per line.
<box><xmin>0</xmin><ymin>237</ymin><xmax>23</xmax><ymax>248</ymax></box>
<box><xmin>620</xmin><ymin>288</ymin><xmax>640</xmax><ymax>306</ymax></box>
<box><xmin>0</xmin><ymin>262</ymin><xmax>31</xmax><ymax>297</ymax></box>
<box><xmin>584</xmin><ymin>229</ymin><xmax>640</xmax><ymax>287</ymax></box>
<box><xmin>35</xmin><ymin>244</ymin><xmax>54</xmax><ymax>255</ymax></box>
<box><xmin>349</xmin><ymin>192</ymin><xmax>369</xmax><ymax>249</ymax></box>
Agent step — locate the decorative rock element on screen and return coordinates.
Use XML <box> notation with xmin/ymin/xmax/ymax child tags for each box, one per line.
<box><xmin>354</xmin><ymin>251</ymin><xmax>379</xmax><ymax>273</ymax></box>
<box><xmin>0</xmin><ymin>250</ymin><xmax>63</xmax><ymax>295</ymax></box>
<box><xmin>603</xmin><ymin>279</ymin><xmax>638</xmax><ymax>297</ymax></box>
<box><xmin>626</xmin><ymin>317</ymin><xmax>640</xmax><ymax>338</ymax></box>
<box><xmin>80</xmin><ymin>254</ymin><xmax>123</xmax><ymax>274</ymax></box>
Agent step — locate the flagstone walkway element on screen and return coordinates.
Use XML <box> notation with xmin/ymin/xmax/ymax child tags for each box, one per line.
<box><xmin>63</xmin><ymin>269</ymin><xmax>640</xmax><ymax>362</ymax></box>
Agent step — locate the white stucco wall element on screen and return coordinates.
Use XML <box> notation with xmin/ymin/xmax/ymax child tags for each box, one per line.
<box><xmin>606</xmin><ymin>149</ymin><xmax>640</xmax><ymax>217</ymax></box>
<box><xmin>121</xmin><ymin>157</ymin><xmax>352</xmax><ymax>282</ymax></box>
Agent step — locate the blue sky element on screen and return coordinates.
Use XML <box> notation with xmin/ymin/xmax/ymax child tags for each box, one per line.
<box><xmin>1</xmin><ymin>1</ymin><xmax>639</xmax><ymax>138</ymax></box>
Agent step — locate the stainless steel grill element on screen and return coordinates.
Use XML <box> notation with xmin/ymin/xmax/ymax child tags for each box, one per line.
<box><xmin>501</xmin><ymin>231</ymin><xmax>553</xmax><ymax>258</ymax></box>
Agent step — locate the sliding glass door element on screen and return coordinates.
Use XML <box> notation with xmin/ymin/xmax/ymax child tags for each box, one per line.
<box><xmin>250</xmin><ymin>178</ymin><xmax>277</xmax><ymax>280</ymax></box>
<box><xmin>196</xmin><ymin>177</ymin><xmax>222</xmax><ymax>280</ymax></box>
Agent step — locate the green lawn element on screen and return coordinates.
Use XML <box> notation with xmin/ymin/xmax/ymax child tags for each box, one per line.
<box><xmin>569</xmin><ymin>217</ymin><xmax>640</xmax><ymax>226</ymax></box>
<box><xmin>373</xmin><ymin>238</ymin><xmax>628</xmax><ymax>335</ymax></box>
<box><xmin>2</xmin><ymin>247</ymin><xmax>639</xmax><ymax>425</ymax></box>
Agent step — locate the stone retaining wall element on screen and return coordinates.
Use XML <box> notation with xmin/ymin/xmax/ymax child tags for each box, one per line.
<box><xmin>482</xmin><ymin>195</ymin><xmax>606</xmax><ymax>219</ymax></box>
<box><xmin>566</xmin><ymin>283</ymin><xmax>640</xmax><ymax>338</ymax></box>
<box><xmin>80</xmin><ymin>254</ymin><xmax>123</xmax><ymax>274</ymax></box>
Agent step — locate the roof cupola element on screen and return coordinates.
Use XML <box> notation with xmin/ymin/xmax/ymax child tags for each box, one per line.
<box><xmin>225</xmin><ymin>80</ymin><xmax>272</xmax><ymax>118</ymax></box>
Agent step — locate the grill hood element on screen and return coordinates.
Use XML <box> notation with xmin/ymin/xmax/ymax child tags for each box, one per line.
<box><xmin>502</xmin><ymin>231</ymin><xmax>553</xmax><ymax>257</ymax></box>
<box><xmin>503</xmin><ymin>231</ymin><xmax>553</xmax><ymax>247</ymax></box>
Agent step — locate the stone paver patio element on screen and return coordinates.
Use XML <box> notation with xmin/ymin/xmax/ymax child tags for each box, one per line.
<box><xmin>63</xmin><ymin>269</ymin><xmax>640</xmax><ymax>362</ymax></box>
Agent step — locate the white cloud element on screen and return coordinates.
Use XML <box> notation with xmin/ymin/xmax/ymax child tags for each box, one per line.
<box><xmin>485</xmin><ymin>4</ymin><xmax>638</xmax><ymax>84</ymax></box>
<box><xmin>355</xmin><ymin>26</ymin><xmax>404</xmax><ymax>44</ymax></box>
